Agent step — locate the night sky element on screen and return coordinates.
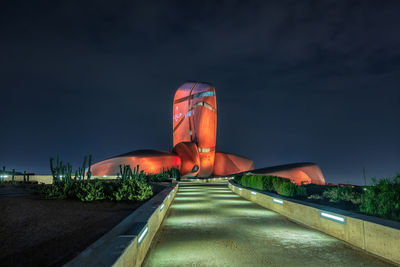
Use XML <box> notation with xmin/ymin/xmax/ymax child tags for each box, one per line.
<box><xmin>1</xmin><ymin>1</ymin><xmax>399</xmax><ymax>184</ymax></box>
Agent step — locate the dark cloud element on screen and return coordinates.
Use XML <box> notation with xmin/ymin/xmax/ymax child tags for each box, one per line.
<box><xmin>1</xmin><ymin>0</ymin><xmax>399</xmax><ymax>184</ymax></box>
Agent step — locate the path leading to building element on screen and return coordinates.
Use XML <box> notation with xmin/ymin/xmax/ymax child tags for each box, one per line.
<box><xmin>143</xmin><ymin>183</ymin><xmax>391</xmax><ymax>266</ymax></box>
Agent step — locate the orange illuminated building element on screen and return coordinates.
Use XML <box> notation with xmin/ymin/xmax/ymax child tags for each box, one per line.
<box><xmin>91</xmin><ymin>81</ymin><xmax>325</xmax><ymax>185</ymax></box>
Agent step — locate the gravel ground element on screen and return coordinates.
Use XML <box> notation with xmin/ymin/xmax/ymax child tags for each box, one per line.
<box><xmin>143</xmin><ymin>183</ymin><xmax>393</xmax><ymax>267</ymax></box>
<box><xmin>0</xmin><ymin>182</ymin><xmax>168</xmax><ymax>267</ymax></box>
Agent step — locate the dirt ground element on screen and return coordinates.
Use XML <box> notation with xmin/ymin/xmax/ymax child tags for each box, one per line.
<box><xmin>143</xmin><ymin>183</ymin><xmax>393</xmax><ymax>267</ymax></box>
<box><xmin>0</xmin><ymin>182</ymin><xmax>167</xmax><ymax>267</ymax></box>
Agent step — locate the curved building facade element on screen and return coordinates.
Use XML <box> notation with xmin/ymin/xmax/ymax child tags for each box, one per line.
<box><xmin>173</xmin><ymin>82</ymin><xmax>217</xmax><ymax>177</ymax></box>
<box><xmin>91</xmin><ymin>81</ymin><xmax>325</xmax><ymax>185</ymax></box>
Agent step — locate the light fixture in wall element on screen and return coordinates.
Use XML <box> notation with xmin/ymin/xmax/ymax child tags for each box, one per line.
<box><xmin>138</xmin><ymin>226</ymin><xmax>149</xmax><ymax>245</ymax></box>
<box><xmin>320</xmin><ymin>211</ymin><xmax>346</xmax><ymax>224</ymax></box>
<box><xmin>273</xmin><ymin>198</ymin><xmax>284</xmax><ymax>205</ymax></box>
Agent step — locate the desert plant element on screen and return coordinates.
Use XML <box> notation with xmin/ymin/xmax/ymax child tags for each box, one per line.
<box><xmin>37</xmin><ymin>179</ymin><xmax>153</xmax><ymax>202</ymax></box>
<box><xmin>119</xmin><ymin>164</ymin><xmax>133</xmax><ymax>180</ymax></box>
<box><xmin>50</xmin><ymin>155</ymin><xmax>92</xmax><ymax>182</ymax></box>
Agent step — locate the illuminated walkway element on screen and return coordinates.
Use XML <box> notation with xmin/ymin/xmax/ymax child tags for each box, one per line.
<box><xmin>143</xmin><ymin>183</ymin><xmax>391</xmax><ymax>266</ymax></box>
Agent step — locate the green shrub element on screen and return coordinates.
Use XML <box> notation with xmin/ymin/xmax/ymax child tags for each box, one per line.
<box><xmin>360</xmin><ymin>174</ymin><xmax>400</xmax><ymax>221</ymax></box>
<box><xmin>270</xmin><ymin>176</ymin><xmax>288</xmax><ymax>192</ymax></box>
<box><xmin>308</xmin><ymin>194</ymin><xmax>323</xmax><ymax>200</ymax></box>
<box><xmin>279</xmin><ymin>181</ymin><xmax>296</xmax><ymax>197</ymax></box>
<box><xmin>146</xmin><ymin>168</ymin><xmax>180</xmax><ymax>182</ymax></box>
<box><xmin>304</xmin><ymin>184</ymin><xmax>330</xmax><ymax>195</ymax></box>
<box><xmin>322</xmin><ymin>186</ymin><xmax>361</xmax><ymax>205</ymax></box>
<box><xmin>76</xmin><ymin>180</ymin><xmax>106</xmax><ymax>201</ymax></box>
<box><xmin>37</xmin><ymin>179</ymin><xmax>153</xmax><ymax>202</ymax></box>
<box><xmin>295</xmin><ymin>185</ymin><xmax>307</xmax><ymax>197</ymax></box>
<box><xmin>233</xmin><ymin>175</ymin><xmax>242</xmax><ymax>184</ymax></box>
<box><xmin>241</xmin><ymin>174</ymin><xmax>264</xmax><ymax>190</ymax></box>
<box><xmin>113</xmin><ymin>179</ymin><xmax>152</xmax><ymax>201</ymax></box>
<box><xmin>37</xmin><ymin>182</ymin><xmax>67</xmax><ymax>199</ymax></box>
<box><xmin>236</xmin><ymin>174</ymin><xmax>291</xmax><ymax>194</ymax></box>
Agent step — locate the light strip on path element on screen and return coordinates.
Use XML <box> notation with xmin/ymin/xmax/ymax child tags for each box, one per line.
<box><xmin>320</xmin><ymin>212</ymin><xmax>346</xmax><ymax>223</ymax></box>
<box><xmin>251</xmin><ymin>191</ymin><xmax>257</xmax><ymax>195</ymax></box>
<box><xmin>239</xmin><ymin>188</ymin><xmax>242</xmax><ymax>191</ymax></box>
<box><xmin>160</xmin><ymin>202</ymin><xmax>165</xmax><ymax>211</ymax></box>
<box><xmin>273</xmin><ymin>198</ymin><xmax>284</xmax><ymax>205</ymax></box>
<box><xmin>138</xmin><ymin>226</ymin><xmax>149</xmax><ymax>245</ymax></box>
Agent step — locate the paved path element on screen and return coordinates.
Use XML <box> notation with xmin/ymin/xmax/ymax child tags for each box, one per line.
<box><xmin>143</xmin><ymin>183</ymin><xmax>392</xmax><ymax>266</ymax></box>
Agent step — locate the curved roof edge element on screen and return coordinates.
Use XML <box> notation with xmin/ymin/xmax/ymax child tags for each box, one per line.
<box><xmin>104</xmin><ymin>149</ymin><xmax>177</xmax><ymax>160</ymax></box>
<box><xmin>243</xmin><ymin>162</ymin><xmax>318</xmax><ymax>175</ymax></box>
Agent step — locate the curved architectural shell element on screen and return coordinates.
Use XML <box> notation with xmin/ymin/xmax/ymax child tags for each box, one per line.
<box><xmin>212</xmin><ymin>152</ymin><xmax>254</xmax><ymax>177</ymax></box>
<box><xmin>250</xmin><ymin>163</ymin><xmax>325</xmax><ymax>185</ymax></box>
<box><xmin>91</xmin><ymin>150</ymin><xmax>181</xmax><ymax>176</ymax></box>
<box><xmin>173</xmin><ymin>142</ymin><xmax>200</xmax><ymax>177</ymax></box>
<box><xmin>173</xmin><ymin>82</ymin><xmax>217</xmax><ymax>177</ymax></box>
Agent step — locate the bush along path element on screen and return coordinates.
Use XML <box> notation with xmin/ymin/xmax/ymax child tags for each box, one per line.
<box><xmin>37</xmin><ymin>156</ymin><xmax>179</xmax><ymax>202</ymax></box>
<box><xmin>234</xmin><ymin>173</ymin><xmax>400</xmax><ymax>222</ymax></box>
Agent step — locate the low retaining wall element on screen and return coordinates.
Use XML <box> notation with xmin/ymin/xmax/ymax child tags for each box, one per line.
<box><xmin>228</xmin><ymin>180</ymin><xmax>400</xmax><ymax>265</ymax></box>
<box><xmin>6</xmin><ymin>175</ymin><xmax>54</xmax><ymax>184</ymax></box>
<box><xmin>65</xmin><ymin>184</ymin><xmax>179</xmax><ymax>267</ymax></box>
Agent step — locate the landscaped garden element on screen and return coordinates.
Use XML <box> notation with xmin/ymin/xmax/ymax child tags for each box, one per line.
<box><xmin>0</xmin><ymin>156</ymin><xmax>180</xmax><ymax>266</ymax></box>
<box><xmin>233</xmin><ymin>173</ymin><xmax>400</xmax><ymax>222</ymax></box>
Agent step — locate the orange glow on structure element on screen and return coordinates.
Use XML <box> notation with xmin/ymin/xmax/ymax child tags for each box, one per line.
<box><xmin>173</xmin><ymin>82</ymin><xmax>217</xmax><ymax>177</ymax></box>
<box><xmin>173</xmin><ymin>142</ymin><xmax>200</xmax><ymax>177</ymax></box>
<box><xmin>91</xmin><ymin>81</ymin><xmax>326</xmax><ymax>185</ymax></box>
<box><xmin>250</xmin><ymin>163</ymin><xmax>325</xmax><ymax>185</ymax></box>
<box><xmin>213</xmin><ymin>152</ymin><xmax>254</xmax><ymax>177</ymax></box>
<box><xmin>91</xmin><ymin>150</ymin><xmax>181</xmax><ymax>176</ymax></box>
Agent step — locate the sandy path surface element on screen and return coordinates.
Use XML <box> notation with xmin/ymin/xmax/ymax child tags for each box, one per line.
<box><xmin>143</xmin><ymin>183</ymin><xmax>392</xmax><ymax>267</ymax></box>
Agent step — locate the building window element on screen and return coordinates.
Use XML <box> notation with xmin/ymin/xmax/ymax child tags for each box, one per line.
<box><xmin>193</xmin><ymin>91</ymin><xmax>214</xmax><ymax>99</ymax></box>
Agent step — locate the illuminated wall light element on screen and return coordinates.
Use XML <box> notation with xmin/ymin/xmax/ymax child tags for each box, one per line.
<box><xmin>168</xmin><ymin>193</ymin><xmax>171</xmax><ymax>199</ymax></box>
<box><xmin>251</xmin><ymin>191</ymin><xmax>257</xmax><ymax>195</ymax></box>
<box><xmin>320</xmin><ymin>212</ymin><xmax>346</xmax><ymax>223</ymax></box>
<box><xmin>137</xmin><ymin>226</ymin><xmax>149</xmax><ymax>245</ymax></box>
<box><xmin>239</xmin><ymin>188</ymin><xmax>242</xmax><ymax>191</ymax></box>
<box><xmin>103</xmin><ymin>175</ymin><xmax>107</xmax><ymax>178</ymax></box>
<box><xmin>273</xmin><ymin>198</ymin><xmax>284</xmax><ymax>205</ymax></box>
<box><xmin>160</xmin><ymin>203</ymin><xmax>165</xmax><ymax>211</ymax></box>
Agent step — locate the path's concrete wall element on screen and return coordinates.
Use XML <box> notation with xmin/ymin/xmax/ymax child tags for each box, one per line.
<box><xmin>228</xmin><ymin>181</ymin><xmax>400</xmax><ymax>265</ymax></box>
<box><xmin>65</xmin><ymin>184</ymin><xmax>179</xmax><ymax>267</ymax></box>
